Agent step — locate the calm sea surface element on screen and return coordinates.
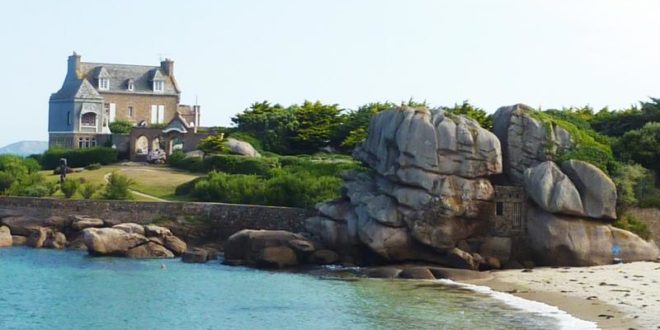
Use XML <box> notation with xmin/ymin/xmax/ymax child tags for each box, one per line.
<box><xmin>0</xmin><ymin>247</ymin><xmax>564</xmax><ymax>330</ymax></box>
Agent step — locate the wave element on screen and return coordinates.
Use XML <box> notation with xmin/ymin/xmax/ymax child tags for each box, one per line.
<box><xmin>436</xmin><ymin>279</ymin><xmax>599</xmax><ymax>330</ymax></box>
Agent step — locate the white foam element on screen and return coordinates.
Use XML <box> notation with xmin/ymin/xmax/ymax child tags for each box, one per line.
<box><xmin>436</xmin><ymin>279</ymin><xmax>599</xmax><ymax>330</ymax></box>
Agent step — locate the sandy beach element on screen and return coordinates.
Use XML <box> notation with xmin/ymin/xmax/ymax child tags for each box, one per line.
<box><xmin>467</xmin><ymin>261</ymin><xmax>660</xmax><ymax>329</ymax></box>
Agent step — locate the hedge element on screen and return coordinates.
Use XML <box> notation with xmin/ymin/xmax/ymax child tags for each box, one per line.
<box><xmin>41</xmin><ymin>147</ymin><xmax>118</xmax><ymax>170</ymax></box>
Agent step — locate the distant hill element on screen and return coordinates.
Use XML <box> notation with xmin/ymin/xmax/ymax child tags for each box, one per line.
<box><xmin>0</xmin><ymin>141</ymin><xmax>48</xmax><ymax>156</ymax></box>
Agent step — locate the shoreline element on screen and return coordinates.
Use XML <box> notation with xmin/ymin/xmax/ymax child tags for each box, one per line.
<box><xmin>464</xmin><ymin>262</ymin><xmax>660</xmax><ymax>329</ymax></box>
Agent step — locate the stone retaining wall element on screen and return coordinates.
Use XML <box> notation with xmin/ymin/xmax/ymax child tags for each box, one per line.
<box><xmin>0</xmin><ymin>197</ymin><xmax>313</xmax><ymax>242</ymax></box>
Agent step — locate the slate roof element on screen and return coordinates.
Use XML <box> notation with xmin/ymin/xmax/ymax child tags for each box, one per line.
<box><xmin>51</xmin><ymin>60</ymin><xmax>180</xmax><ymax>101</ymax></box>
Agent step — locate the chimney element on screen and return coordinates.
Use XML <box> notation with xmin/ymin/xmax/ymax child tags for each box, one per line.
<box><xmin>68</xmin><ymin>52</ymin><xmax>81</xmax><ymax>77</ymax></box>
<box><xmin>193</xmin><ymin>105</ymin><xmax>201</xmax><ymax>133</ymax></box>
<box><xmin>160</xmin><ymin>58</ymin><xmax>174</xmax><ymax>76</ymax></box>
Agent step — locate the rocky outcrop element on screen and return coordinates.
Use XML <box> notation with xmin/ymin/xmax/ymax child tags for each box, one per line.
<box><xmin>493</xmin><ymin>104</ymin><xmax>574</xmax><ymax>184</ymax></box>
<box><xmin>526</xmin><ymin>206</ymin><xmax>659</xmax><ymax>266</ymax></box>
<box><xmin>126</xmin><ymin>242</ymin><xmax>175</xmax><ymax>259</ymax></box>
<box><xmin>0</xmin><ymin>225</ymin><xmax>12</xmax><ymax>247</ymax></box>
<box><xmin>307</xmin><ymin>107</ymin><xmax>501</xmax><ymax>265</ymax></box>
<box><xmin>524</xmin><ymin>161</ymin><xmax>617</xmax><ymax>220</ymax></box>
<box><xmin>71</xmin><ymin>215</ymin><xmax>104</xmax><ymax>231</ymax></box>
<box><xmin>82</xmin><ymin>223</ymin><xmax>187</xmax><ymax>259</ymax></box>
<box><xmin>224</xmin><ymin>138</ymin><xmax>261</xmax><ymax>158</ymax></box>
<box><xmin>224</xmin><ymin>229</ymin><xmax>330</xmax><ymax>268</ymax></box>
<box><xmin>82</xmin><ymin>228</ymin><xmax>149</xmax><ymax>256</ymax></box>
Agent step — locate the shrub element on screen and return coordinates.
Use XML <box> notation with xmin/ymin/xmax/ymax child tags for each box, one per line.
<box><xmin>80</xmin><ymin>182</ymin><xmax>100</xmax><ymax>200</ymax></box>
<box><xmin>41</xmin><ymin>147</ymin><xmax>118</xmax><ymax>170</ymax></box>
<box><xmin>0</xmin><ymin>172</ymin><xmax>14</xmax><ymax>192</ymax></box>
<box><xmin>613</xmin><ymin>214</ymin><xmax>651</xmax><ymax>240</ymax></box>
<box><xmin>60</xmin><ymin>179</ymin><xmax>79</xmax><ymax>198</ymax></box>
<box><xmin>85</xmin><ymin>163</ymin><xmax>102</xmax><ymax>170</ymax></box>
<box><xmin>198</xmin><ymin>134</ymin><xmax>230</xmax><ymax>155</ymax></box>
<box><xmin>203</xmin><ymin>155</ymin><xmax>279</xmax><ymax>176</ymax></box>
<box><xmin>102</xmin><ymin>172</ymin><xmax>133</xmax><ymax>200</ymax></box>
<box><xmin>109</xmin><ymin>120</ymin><xmax>134</xmax><ymax>134</ymax></box>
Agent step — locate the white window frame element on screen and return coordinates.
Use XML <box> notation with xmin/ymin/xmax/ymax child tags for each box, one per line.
<box><xmin>99</xmin><ymin>78</ymin><xmax>109</xmax><ymax>91</ymax></box>
<box><xmin>128</xmin><ymin>81</ymin><xmax>134</xmax><ymax>91</ymax></box>
<box><xmin>153</xmin><ymin>80</ymin><xmax>164</xmax><ymax>93</ymax></box>
<box><xmin>109</xmin><ymin>103</ymin><xmax>116</xmax><ymax>123</ymax></box>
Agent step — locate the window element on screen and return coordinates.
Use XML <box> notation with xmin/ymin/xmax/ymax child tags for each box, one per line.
<box><xmin>99</xmin><ymin>78</ymin><xmax>109</xmax><ymax>90</ymax></box>
<box><xmin>81</xmin><ymin>112</ymin><xmax>97</xmax><ymax>127</ymax></box>
<box><xmin>128</xmin><ymin>106</ymin><xmax>134</xmax><ymax>117</ymax></box>
<box><xmin>151</xmin><ymin>105</ymin><xmax>165</xmax><ymax>124</ymax></box>
<box><xmin>128</xmin><ymin>81</ymin><xmax>134</xmax><ymax>91</ymax></box>
<box><xmin>91</xmin><ymin>138</ymin><xmax>96</xmax><ymax>147</ymax></box>
<box><xmin>78</xmin><ymin>138</ymin><xmax>83</xmax><ymax>148</ymax></box>
<box><xmin>153</xmin><ymin>80</ymin><xmax>164</xmax><ymax>92</ymax></box>
<box><xmin>496</xmin><ymin>202</ymin><xmax>504</xmax><ymax>216</ymax></box>
<box><xmin>67</xmin><ymin>111</ymin><xmax>71</xmax><ymax>126</ymax></box>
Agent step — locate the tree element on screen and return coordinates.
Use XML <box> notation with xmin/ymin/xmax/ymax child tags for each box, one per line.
<box><xmin>80</xmin><ymin>182</ymin><xmax>100</xmax><ymax>199</ymax></box>
<box><xmin>332</xmin><ymin>102</ymin><xmax>396</xmax><ymax>150</ymax></box>
<box><xmin>197</xmin><ymin>134</ymin><xmax>230</xmax><ymax>156</ymax></box>
<box><xmin>615</xmin><ymin>122</ymin><xmax>660</xmax><ymax>174</ymax></box>
<box><xmin>442</xmin><ymin>100</ymin><xmax>493</xmax><ymax>130</ymax></box>
<box><xmin>231</xmin><ymin>101</ymin><xmax>297</xmax><ymax>153</ymax></box>
<box><xmin>289</xmin><ymin>100</ymin><xmax>343</xmax><ymax>153</ymax></box>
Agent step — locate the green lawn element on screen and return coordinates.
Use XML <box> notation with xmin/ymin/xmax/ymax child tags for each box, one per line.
<box><xmin>42</xmin><ymin>164</ymin><xmax>201</xmax><ymax>201</ymax></box>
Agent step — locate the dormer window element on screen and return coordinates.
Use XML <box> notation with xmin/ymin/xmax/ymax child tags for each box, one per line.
<box><xmin>153</xmin><ymin>80</ymin><xmax>164</xmax><ymax>92</ymax></box>
<box><xmin>127</xmin><ymin>79</ymin><xmax>134</xmax><ymax>91</ymax></box>
<box><xmin>99</xmin><ymin>78</ymin><xmax>109</xmax><ymax>90</ymax></box>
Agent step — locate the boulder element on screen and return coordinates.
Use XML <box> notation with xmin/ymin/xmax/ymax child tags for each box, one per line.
<box><xmin>12</xmin><ymin>235</ymin><xmax>27</xmax><ymax>246</ymax></box>
<box><xmin>307</xmin><ymin>249</ymin><xmax>339</xmax><ymax>265</ymax></box>
<box><xmin>526</xmin><ymin>206</ymin><xmax>660</xmax><ymax>266</ymax></box>
<box><xmin>82</xmin><ymin>228</ymin><xmax>149</xmax><ymax>256</ymax></box>
<box><xmin>126</xmin><ymin>242</ymin><xmax>175</xmax><ymax>259</ymax></box>
<box><xmin>113</xmin><ymin>223</ymin><xmax>145</xmax><ymax>235</ymax></box>
<box><xmin>0</xmin><ymin>208</ymin><xmax>22</xmax><ymax>219</ymax></box>
<box><xmin>182</xmin><ymin>248</ymin><xmax>209</xmax><ymax>263</ymax></box>
<box><xmin>398</xmin><ymin>267</ymin><xmax>436</xmax><ymax>280</ymax></box>
<box><xmin>0</xmin><ymin>225</ymin><xmax>12</xmax><ymax>247</ymax></box>
<box><xmin>560</xmin><ymin>160</ymin><xmax>617</xmax><ymax>220</ymax></box>
<box><xmin>44</xmin><ymin>216</ymin><xmax>71</xmax><ymax>229</ymax></box>
<box><xmin>163</xmin><ymin>235</ymin><xmax>187</xmax><ymax>256</ymax></box>
<box><xmin>524</xmin><ymin>161</ymin><xmax>583</xmax><ymax>216</ymax></box>
<box><xmin>26</xmin><ymin>226</ymin><xmax>49</xmax><ymax>248</ymax></box>
<box><xmin>44</xmin><ymin>231</ymin><xmax>67</xmax><ymax>249</ymax></box>
<box><xmin>479</xmin><ymin>237</ymin><xmax>512</xmax><ymax>265</ymax></box>
<box><xmin>446</xmin><ymin>248</ymin><xmax>477</xmax><ymax>270</ymax></box>
<box><xmin>256</xmin><ymin>246</ymin><xmax>298</xmax><ymax>268</ymax></box>
<box><xmin>224</xmin><ymin>230</ymin><xmax>313</xmax><ymax>268</ymax></box>
<box><xmin>493</xmin><ymin>104</ymin><xmax>575</xmax><ymax>184</ymax></box>
<box><xmin>144</xmin><ymin>224</ymin><xmax>172</xmax><ymax>238</ymax></box>
<box><xmin>71</xmin><ymin>215</ymin><xmax>104</xmax><ymax>231</ymax></box>
<box><xmin>223</xmin><ymin>138</ymin><xmax>261</xmax><ymax>157</ymax></box>
<box><xmin>1</xmin><ymin>216</ymin><xmax>46</xmax><ymax>236</ymax></box>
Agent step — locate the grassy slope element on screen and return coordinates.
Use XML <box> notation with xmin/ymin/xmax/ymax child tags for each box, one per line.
<box><xmin>41</xmin><ymin>165</ymin><xmax>201</xmax><ymax>201</ymax></box>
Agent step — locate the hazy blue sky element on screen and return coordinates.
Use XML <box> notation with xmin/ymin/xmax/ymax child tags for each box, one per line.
<box><xmin>1</xmin><ymin>0</ymin><xmax>659</xmax><ymax>146</ymax></box>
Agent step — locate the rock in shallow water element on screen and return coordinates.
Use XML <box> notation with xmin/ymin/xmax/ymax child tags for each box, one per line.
<box><xmin>82</xmin><ymin>228</ymin><xmax>149</xmax><ymax>256</ymax></box>
<box><xmin>126</xmin><ymin>242</ymin><xmax>175</xmax><ymax>259</ymax></box>
<box><xmin>0</xmin><ymin>225</ymin><xmax>12</xmax><ymax>247</ymax></box>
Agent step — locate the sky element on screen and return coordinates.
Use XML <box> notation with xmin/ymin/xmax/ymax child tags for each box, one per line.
<box><xmin>1</xmin><ymin>0</ymin><xmax>660</xmax><ymax>146</ymax></box>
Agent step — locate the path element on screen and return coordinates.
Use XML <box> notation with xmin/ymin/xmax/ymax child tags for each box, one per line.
<box><xmin>102</xmin><ymin>172</ymin><xmax>168</xmax><ymax>202</ymax></box>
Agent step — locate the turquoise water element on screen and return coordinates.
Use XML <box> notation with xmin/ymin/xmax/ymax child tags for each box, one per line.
<box><xmin>0</xmin><ymin>247</ymin><xmax>561</xmax><ymax>330</ymax></box>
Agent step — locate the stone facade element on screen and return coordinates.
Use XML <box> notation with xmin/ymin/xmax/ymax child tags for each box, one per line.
<box><xmin>489</xmin><ymin>185</ymin><xmax>527</xmax><ymax>237</ymax></box>
<box><xmin>0</xmin><ymin>197</ymin><xmax>312</xmax><ymax>242</ymax></box>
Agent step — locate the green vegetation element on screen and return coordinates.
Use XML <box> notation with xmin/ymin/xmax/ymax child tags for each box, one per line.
<box><xmin>197</xmin><ymin>134</ymin><xmax>230</xmax><ymax>155</ymax></box>
<box><xmin>613</xmin><ymin>214</ymin><xmax>651</xmax><ymax>240</ymax></box>
<box><xmin>60</xmin><ymin>179</ymin><xmax>79</xmax><ymax>198</ymax></box>
<box><xmin>40</xmin><ymin>147</ymin><xmax>118</xmax><ymax>170</ymax></box>
<box><xmin>614</xmin><ymin>122</ymin><xmax>660</xmax><ymax>174</ymax></box>
<box><xmin>108</xmin><ymin>120</ymin><xmax>133</xmax><ymax>134</ymax></box>
<box><xmin>102</xmin><ymin>172</ymin><xmax>133</xmax><ymax>200</ymax></box>
<box><xmin>80</xmin><ymin>182</ymin><xmax>100</xmax><ymax>199</ymax></box>
<box><xmin>442</xmin><ymin>100</ymin><xmax>493</xmax><ymax>130</ymax></box>
<box><xmin>0</xmin><ymin>155</ymin><xmax>55</xmax><ymax>197</ymax></box>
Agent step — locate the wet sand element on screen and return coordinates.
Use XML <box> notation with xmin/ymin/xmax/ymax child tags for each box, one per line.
<box><xmin>467</xmin><ymin>261</ymin><xmax>660</xmax><ymax>329</ymax></box>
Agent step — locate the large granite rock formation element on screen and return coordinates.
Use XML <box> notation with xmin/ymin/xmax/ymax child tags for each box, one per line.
<box><xmin>526</xmin><ymin>206</ymin><xmax>659</xmax><ymax>266</ymax></box>
<box><xmin>493</xmin><ymin>104</ymin><xmax>574</xmax><ymax>184</ymax></box>
<box><xmin>224</xmin><ymin>138</ymin><xmax>261</xmax><ymax>158</ymax></box>
<box><xmin>306</xmin><ymin>107</ymin><xmax>502</xmax><ymax>267</ymax></box>
<box><xmin>223</xmin><ymin>229</ymin><xmax>321</xmax><ymax>268</ymax></box>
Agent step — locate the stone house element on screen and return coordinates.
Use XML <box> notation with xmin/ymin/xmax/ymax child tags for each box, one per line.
<box><xmin>48</xmin><ymin>52</ymin><xmax>200</xmax><ymax>149</ymax></box>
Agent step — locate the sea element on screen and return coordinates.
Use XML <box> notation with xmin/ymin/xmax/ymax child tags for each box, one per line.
<box><xmin>0</xmin><ymin>247</ymin><xmax>597</xmax><ymax>330</ymax></box>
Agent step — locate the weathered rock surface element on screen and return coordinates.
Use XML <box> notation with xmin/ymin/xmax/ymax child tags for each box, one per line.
<box><xmin>399</xmin><ymin>267</ymin><xmax>436</xmax><ymax>280</ymax></box>
<box><xmin>525</xmin><ymin>161</ymin><xmax>618</xmax><ymax>220</ymax></box>
<box><xmin>526</xmin><ymin>206</ymin><xmax>659</xmax><ymax>266</ymax></box>
<box><xmin>113</xmin><ymin>223</ymin><xmax>145</xmax><ymax>235</ymax></box>
<box><xmin>12</xmin><ymin>235</ymin><xmax>27</xmax><ymax>246</ymax></box>
<box><xmin>561</xmin><ymin>160</ymin><xmax>617</xmax><ymax>220</ymax></box>
<box><xmin>493</xmin><ymin>104</ymin><xmax>574</xmax><ymax>184</ymax></box>
<box><xmin>224</xmin><ymin>229</ymin><xmax>316</xmax><ymax>268</ymax></box>
<box><xmin>163</xmin><ymin>235</ymin><xmax>187</xmax><ymax>256</ymax></box>
<box><xmin>82</xmin><ymin>228</ymin><xmax>149</xmax><ymax>256</ymax></box>
<box><xmin>144</xmin><ymin>224</ymin><xmax>172</xmax><ymax>238</ymax></box>
<box><xmin>479</xmin><ymin>237</ymin><xmax>512</xmax><ymax>265</ymax></box>
<box><xmin>71</xmin><ymin>215</ymin><xmax>104</xmax><ymax>231</ymax></box>
<box><xmin>1</xmin><ymin>216</ymin><xmax>46</xmax><ymax>236</ymax></box>
<box><xmin>44</xmin><ymin>231</ymin><xmax>67</xmax><ymax>249</ymax></box>
<box><xmin>126</xmin><ymin>242</ymin><xmax>175</xmax><ymax>259</ymax></box>
<box><xmin>307</xmin><ymin>107</ymin><xmax>501</xmax><ymax>265</ymax></box>
<box><xmin>0</xmin><ymin>225</ymin><xmax>12</xmax><ymax>247</ymax></box>
<box><xmin>307</xmin><ymin>249</ymin><xmax>339</xmax><ymax>265</ymax></box>
<box><xmin>182</xmin><ymin>248</ymin><xmax>209</xmax><ymax>263</ymax></box>
<box><xmin>26</xmin><ymin>226</ymin><xmax>49</xmax><ymax>248</ymax></box>
<box><xmin>224</xmin><ymin>138</ymin><xmax>261</xmax><ymax>158</ymax></box>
